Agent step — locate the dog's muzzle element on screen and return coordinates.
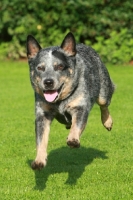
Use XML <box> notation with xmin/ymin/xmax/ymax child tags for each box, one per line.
<box><xmin>43</xmin><ymin>81</ymin><xmax>64</xmax><ymax>103</ymax></box>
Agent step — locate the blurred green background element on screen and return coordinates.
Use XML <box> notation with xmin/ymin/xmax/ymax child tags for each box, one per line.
<box><xmin>0</xmin><ymin>0</ymin><xmax>133</xmax><ymax>64</ymax></box>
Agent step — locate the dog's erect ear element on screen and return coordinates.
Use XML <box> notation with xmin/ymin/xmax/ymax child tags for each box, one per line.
<box><xmin>60</xmin><ymin>32</ymin><xmax>76</xmax><ymax>56</ymax></box>
<box><xmin>27</xmin><ymin>35</ymin><xmax>42</xmax><ymax>59</ymax></box>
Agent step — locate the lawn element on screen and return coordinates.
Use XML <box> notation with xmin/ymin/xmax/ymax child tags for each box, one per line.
<box><xmin>0</xmin><ymin>61</ymin><xmax>133</xmax><ymax>200</ymax></box>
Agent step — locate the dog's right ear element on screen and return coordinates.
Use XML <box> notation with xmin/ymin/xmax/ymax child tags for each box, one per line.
<box><xmin>26</xmin><ymin>35</ymin><xmax>42</xmax><ymax>59</ymax></box>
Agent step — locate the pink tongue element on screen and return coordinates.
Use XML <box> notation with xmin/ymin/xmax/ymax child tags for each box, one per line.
<box><xmin>44</xmin><ymin>91</ymin><xmax>58</xmax><ymax>102</ymax></box>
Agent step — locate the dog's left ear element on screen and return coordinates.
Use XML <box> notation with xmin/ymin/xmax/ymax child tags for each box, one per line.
<box><xmin>61</xmin><ymin>32</ymin><xmax>76</xmax><ymax>56</ymax></box>
<box><xmin>27</xmin><ymin>35</ymin><xmax>42</xmax><ymax>59</ymax></box>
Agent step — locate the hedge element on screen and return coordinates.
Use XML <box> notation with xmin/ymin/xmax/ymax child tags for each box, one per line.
<box><xmin>0</xmin><ymin>0</ymin><xmax>133</xmax><ymax>63</ymax></box>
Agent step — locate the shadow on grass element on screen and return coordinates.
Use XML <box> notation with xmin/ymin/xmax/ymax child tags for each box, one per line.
<box><xmin>27</xmin><ymin>146</ymin><xmax>108</xmax><ymax>190</ymax></box>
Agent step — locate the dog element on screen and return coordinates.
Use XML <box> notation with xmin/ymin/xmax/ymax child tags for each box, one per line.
<box><xmin>26</xmin><ymin>32</ymin><xmax>114</xmax><ymax>170</ymax></box>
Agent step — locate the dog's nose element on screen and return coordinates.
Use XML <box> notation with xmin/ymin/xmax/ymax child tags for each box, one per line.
<box><xmin>43</xmin><ymin>79</ymin><xmax>54</xmax><ymax>88</ymax></box>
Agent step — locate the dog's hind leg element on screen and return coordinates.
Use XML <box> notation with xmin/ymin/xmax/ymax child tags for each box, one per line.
<box><xmin>97</xmin><ymin>97</ymin><xmax>113</xmax><ymax>131</ymax></box>
<box><xmin>100</xmin><ymin>106</ymin><xmax>113</xmax><ymax>131</ymax></box>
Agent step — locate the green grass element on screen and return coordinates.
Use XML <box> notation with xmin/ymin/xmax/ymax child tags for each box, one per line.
<box><xmin>0</xmin><ymin>61</ymin><xmax>133</xmax><ymax>200</ymax></box>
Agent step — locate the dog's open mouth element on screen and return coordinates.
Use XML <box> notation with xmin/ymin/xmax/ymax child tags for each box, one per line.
<box><xmin>43</xmin><ymin>90</ymin><xmax>58</xmax><ymax>102</ymax></box>
<box><xmin>43</xmin><ymin>84</ymin><xmax>63</xmax><ymax>102</ymax></box>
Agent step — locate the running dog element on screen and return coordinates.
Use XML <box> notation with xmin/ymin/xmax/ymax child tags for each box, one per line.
<box><xmin>26</xmin><ymin>32</ymin><xmax>114</xmax><ymax>170</ymax></box>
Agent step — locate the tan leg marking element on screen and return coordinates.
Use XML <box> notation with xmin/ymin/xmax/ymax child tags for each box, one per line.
<box><xmin>100</xmin><ymin>106</ymin><xmax>113</xmax><ymax>131</ymax></box>
<box><xmin>97</xmin><ymin>97</ymin><xmax>106</xmax><ymax>106</ymax></box>
<box><xmin>67</xmin><ymin>94</ymin><xmax>84</xmax><ymax>108</ymax></box>
<box><xmin>31</xmin><ymin>120</ymin><xmax>50</xmax><ymax>170</ymax></box>
<box><xmin>67</xmin><ymin>116</ymin><xmax>86</xmax><ymax>148</ymax></box>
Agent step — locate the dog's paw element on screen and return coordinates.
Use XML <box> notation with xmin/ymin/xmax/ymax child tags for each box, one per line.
<box><xmin>67</xmin><ymin>138</ymin><xmax>80</xmax><ymax>148</ymax></box>
<box><xmin>103</xmin><ymin>115</ymin><xmax>113</xmax><ymax>131</ymax></box>
<box><xmin>31</xmin><ymin>159</ymin><xmax>47</xmax><ymax>170</ymax></box>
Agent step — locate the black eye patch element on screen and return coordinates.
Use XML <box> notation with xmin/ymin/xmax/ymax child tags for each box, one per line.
<box><xmin>52</xmin><ymin>50</ymin><xmax>68</xmax><ymax>71</ymax></box>
<box><xmin>52</xmin><ymin>50</ymin><xmax>67</xmax><ymax>63</ymax></box>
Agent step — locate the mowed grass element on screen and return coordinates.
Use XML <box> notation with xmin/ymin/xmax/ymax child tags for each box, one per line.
<box><xmin>0</xmin><ymin>61</ymin><xmax>133</xmax><ymax>200</ymax></box>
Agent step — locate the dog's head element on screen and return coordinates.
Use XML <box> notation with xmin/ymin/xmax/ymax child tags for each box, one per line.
<box><xmin>27</xmin><ymin>32</ymin><xmax>78</xmax><ymax>103</ymax></box>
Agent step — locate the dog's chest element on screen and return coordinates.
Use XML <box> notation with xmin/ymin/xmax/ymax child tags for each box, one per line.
<box><xmin>54</xmin><ymin>102</ymin><xmax>72</xmax><ymax>125</ymax></box>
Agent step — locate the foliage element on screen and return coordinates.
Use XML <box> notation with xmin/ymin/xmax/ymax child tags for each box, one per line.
<box><xmin>0</xmin><ymin>0</ymin><xmax>133</xmax><ymax>63</ymax></box>
<box><xmin>0</xmin><ymin>61</ymin><xmax>133</xmax><ymax>199</ymax></box>
<box><xmin>92</xmin><ymin>28</ymin><xmax>133</xmax><ymax>64</ymax></box>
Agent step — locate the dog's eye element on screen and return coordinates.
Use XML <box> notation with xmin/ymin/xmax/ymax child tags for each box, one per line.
<box><xmin>37</xmin><ymin>66</ymin><xmax>45</xmax><ymax>72</ymax></box>
<box><xmin>54</xmin><ymin>64</ymin><xmax>64</xmax><ymax>71</ymax></box>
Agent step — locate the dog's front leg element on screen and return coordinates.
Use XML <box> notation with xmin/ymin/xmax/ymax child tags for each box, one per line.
<box><xmin>31</xmin><ymin>112</ymin><xmax>51</xmax><ymax>170</ymax></box>
<box><xmin>67</xmin><ymin>108</ymin><xmax>88</xmax><ymax>148</ymax></box>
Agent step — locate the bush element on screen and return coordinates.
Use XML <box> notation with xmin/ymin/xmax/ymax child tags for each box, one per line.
<box><xmin>0</xmin><ymin>0</ymin><xmax>133</xmax><ymax>63</ymax></box>
<box><xmin>92</xmin><ymin>29</ymin><xmax>133</xmax><ymax>64</ymax></box>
